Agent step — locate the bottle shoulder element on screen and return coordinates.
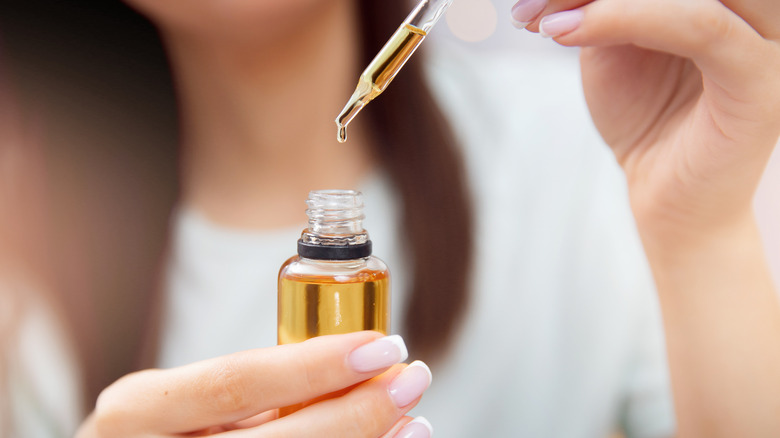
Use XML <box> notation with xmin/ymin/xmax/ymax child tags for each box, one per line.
<box><xmin>279</xmin><ymin>255</ymin><xmax>389</xmax><ymax>283</ymax></box>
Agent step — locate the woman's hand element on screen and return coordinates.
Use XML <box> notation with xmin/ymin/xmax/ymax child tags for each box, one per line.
<box><xmin>512</xmin><ymin>1</ymin><xmax>780</xmax><ymax>436</ymax></box>
<box><xmin>75</xmin><ymin>332</ymin><xmax>433</xmax><ymax>438</ymax></box>
<box><xmin>513</xmin><ymin>0</ymin><xmax>780</xmax><ymax>241</ymax></box>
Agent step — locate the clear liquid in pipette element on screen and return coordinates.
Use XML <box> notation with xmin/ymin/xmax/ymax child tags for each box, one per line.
<box><xmin>336</xmin><ymin>23</ymin><xmax>427</xmax><ymax>143</ymax></box>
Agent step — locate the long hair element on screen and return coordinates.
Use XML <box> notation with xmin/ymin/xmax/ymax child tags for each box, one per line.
<box><xmin>0</xmin><ymin>44</ymin><xmax>41</xmax><ymax>436</ymax></box>
<box><xmin>0</xmin><ymin>0</ymin><xmax>473</xmax><ymax>411</ymax></box>
<box><xmin>356</xmin><ymin>3</ymin><xmax>473</xmax><ymax>360</ymax></box>
<box><xmin>0</xmin><ymin>0</ymin><xmax>178</xmax><ymax>409</ymax></box>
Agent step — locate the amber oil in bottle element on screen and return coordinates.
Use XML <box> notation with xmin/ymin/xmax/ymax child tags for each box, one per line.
<box><xmin>277</xmin><ymin>190</ymin><xmax>390</xmax><ymax>345</ymax></box>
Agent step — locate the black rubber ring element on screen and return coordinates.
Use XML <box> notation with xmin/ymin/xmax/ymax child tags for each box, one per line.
<box><xmin>297</xmin><ymin>240</ymin><xmax>372</xmax><ymax>260</ymax></box>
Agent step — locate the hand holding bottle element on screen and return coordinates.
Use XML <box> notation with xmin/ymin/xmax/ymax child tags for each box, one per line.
<box><xmin>75</xmin><ymin>332</ymin><xmax>433</xmax><ymax>438</ymax></box>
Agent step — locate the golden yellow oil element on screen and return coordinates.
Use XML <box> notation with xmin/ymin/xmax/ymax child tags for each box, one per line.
<box><xmin>336</xmin><ymin>23</ymin><xmax>427</xmax><ymax>143</ymax></box>
<box><xmin>277</xmin><ymin>260</ymin><xmax>389</xmax><ymax>416</ymax></box>
<box><xmin>363</xmin><ymin>23</ymin><xmax>427</xmax><ymax>95</ymax></box>
<box><xmin>277</xmin><ymin>268</ymin><xmax>390</xmax><ymax>345</ymax></box>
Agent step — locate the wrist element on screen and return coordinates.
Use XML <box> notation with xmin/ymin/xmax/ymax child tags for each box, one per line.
<box><xmin>635</xmin><ymin>208</ymin><xmax>761</xmax><ymax>269</ymax></box>
<box><xmin>629</xmin><ymin>183</ymin><xmax>758</xmax><ymax>248</ymax></box>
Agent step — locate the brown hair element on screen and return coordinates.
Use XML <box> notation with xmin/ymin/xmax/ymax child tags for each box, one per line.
<box><xmin>0</xmin><ymin>1</ymin><xmax>473</xmax><ymax>411</ymax></box>
<box><xmin>356</xmin><ymin>3</ymin><xmax>474</xmax><ymax>360</ymax></box>
<box><xmin>0</xmin><ymin>0</ymin><xmax>178</xmax><ymax>408</ymax></box>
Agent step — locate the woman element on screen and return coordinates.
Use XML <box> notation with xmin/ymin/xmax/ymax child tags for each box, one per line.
<box><xmin>4</xmin><ymin>0</ymin><xmax>780</xmax><ymax>436</ymax></box>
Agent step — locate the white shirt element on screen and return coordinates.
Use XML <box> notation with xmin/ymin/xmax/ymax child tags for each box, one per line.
<box><xmin>159</xmin><ymin>45</ymin><xmax>675</xmax><ymax>437</ymax></box>
<box><xmin>1</xmin><ymin>284</ymin><xmax>83</xmax><ymax>438</ymax></box>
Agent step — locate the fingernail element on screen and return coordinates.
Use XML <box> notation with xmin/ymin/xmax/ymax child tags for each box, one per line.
<box><xmin>388</xmin><ymin>360</ymin><xmax>432</xmax><ymax>408</ymax></box>
<box><xmin>510</xmin><ymin>0</ymin><xmax>547</xmax><ymax>29</ymax></box>
<box><xmin>348</xmin><ymin>335</ymin><xmax>408</xmax><ymax>373</ymax></box>
<box><xmin>395</xmin><ymin>416</ymin><xmax>434</xmax><ymax>438</ymax></box>
<box><xmin>539</xmin><ymin>10</ymin><xmax>584</xmax><ymax>38</ymax></box>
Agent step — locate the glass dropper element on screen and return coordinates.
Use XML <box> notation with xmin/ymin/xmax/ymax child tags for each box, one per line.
<box><xmin>335</xmin><ymin>0</ymin><xmax>454</xmax><ymax>143</ymax></box>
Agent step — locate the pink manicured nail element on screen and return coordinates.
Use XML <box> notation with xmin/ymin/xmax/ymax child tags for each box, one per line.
<box><xmin>395</xmin><ymin>416</ymin><xmax>434</xmax><ymax>438</ymax></box>
<box><xmin>348</xmin><ymin>335</ymin><xmax>408</xmax><ymax>373</ymax></box>
<box><xmin>539</xmin><ymin>10</ymin><xmax>584</xmax><ymax>38</ymax></box>
<box><xmin>510</xmin><ymin>0</ymin><xmax>547</xmax><ymax>29</ymax></box>
<box><xmin>388</xmin><ymin>360</ymin><xmax>432</xmax><ymax>408</ymax></box>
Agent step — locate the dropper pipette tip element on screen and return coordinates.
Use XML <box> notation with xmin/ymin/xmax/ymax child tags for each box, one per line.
<box><xmin>337</xmin><ymin>124</ymin><xmax>348</xmax><ymax>143</ymax></box>
<box><xmin>335</xmin><ymin>81</ymin><xmax>372</xmax><ymax>143</ymax></box>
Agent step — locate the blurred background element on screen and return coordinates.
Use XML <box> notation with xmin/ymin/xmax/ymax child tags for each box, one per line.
<box><xmin>437</xmin><ymin>0</ymin><xmax>780</xmax><ymax>288</ymax></box>
<box><xmin>0</xmin><ymin>2</ymin><xmax>778</xmax><ymax>437</ymax></box>
<box><xmin>0</xmin><ymin>0</ymin><xmax>778</xmax><ymax>390</ymax></box>
<box><xmin>0</xmin><ymin>0</ymin><xmax>179</xmax><ymax>400</ymax></box>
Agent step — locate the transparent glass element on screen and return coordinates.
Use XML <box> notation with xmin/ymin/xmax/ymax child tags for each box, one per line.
<box><xmin>277</xmin><ymin>256</ymin><xmax>390</xmax><ymax>345</ymax></box>
<box><xmin>334</xmin><ymin>0</ymin><xmax>454</xmax><ymax>143</ymax></box>
<box><xmin>404</xmin><ymin>0</ymin><xmax>454</xmax><ymax>32</ymax></box>
<box><xmin>299</xmin><ymin>189</ymin><xmax>368</xmax><ymax>246</ymax></box>
<box><xmin>277</xmin><ymin>253</ymin><xmax>389</xmax><ymax>416</ymax></box>
<box><xmin>277</xmin><ymin>190</ymin><xmax>390</xmax><ymax>345</ymax></box>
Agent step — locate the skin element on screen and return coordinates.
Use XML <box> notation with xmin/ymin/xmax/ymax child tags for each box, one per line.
<box><xmin>130</xmin><ymin>0</ymin><xmax>376</xmax><ymax>229</ymax></box>
<box><xmin>76</xmin><ymin>3</ymin><xmax>415</xmax><ymax>436</ymax></box>
<box><xmin>524</xmin><ymin>0</ymin><xmax>780</xmax><ymax>435</ymax></box>
<box><xmin>76</xmin><ymin>332</ymin><xmax>420</xmax><ymax>437</ymax></box>
<box><xmin>77</xmin><ymin>0</ymin><xmax>780</xmax><ymax>436</ymax></box>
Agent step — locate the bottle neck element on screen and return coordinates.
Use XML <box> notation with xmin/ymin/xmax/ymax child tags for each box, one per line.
<box><xmin>297</xmin><ymin>190</ymin><xmax>372</xmax><ymax>260</ymax></box>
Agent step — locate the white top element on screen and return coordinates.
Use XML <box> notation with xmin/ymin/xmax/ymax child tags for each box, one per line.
<box><xmin>1</xmin><ymin>283</ymin><xmax>83</xmax><ymax>438</ymax></box>
<box><xmin>159</xmin><ymin>45</ymin><xmax>675</xmax><ymax>437</ymax></box>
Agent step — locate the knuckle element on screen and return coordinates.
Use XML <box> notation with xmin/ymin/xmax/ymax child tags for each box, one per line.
<box><xmin>296</xmin><ymin>350</ymin><xmax>327</xmax><ymax>394</ymax></box>
<box><xmin>206</xmin><ymin>358</ymin><xmax>250</xmax><ymax>413</ymax></box>
<box><xmin>289</xmin><ymin>338</ymin><xmax>338</xmax><ymax>394</ymax></box>
<box><xmin>691</xmin><ymin>7</ymin><xmax>735</xmax><ymax>50</ymax></box>
<box><xmin>92</xmin><ymin>370</ymin><xmax>152</xmax><ymax>436</ymax></box>
<box><xmin>90</xmin><ymin>410</ymin><xmax>125</xmax><ymax>437</ymax></box>
<box><xmin>91</xmin><ymin>398</ymin><xmax>120</xmax><ymax>437</ymax></box>
<box><xmin>343</xmin><ymin>386</ymin><xmax>397</xmax><ymax>436</ymax></box>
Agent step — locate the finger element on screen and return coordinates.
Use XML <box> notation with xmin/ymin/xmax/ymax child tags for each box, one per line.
<box><xmin>514</xmin><ymin>0</ymin><xmax>780</xmax><ymax>41</ymax></box>
<box><xmin>380</xmin><ymin>416</ymin><xmax>415</xmax><ymax>438</ymax></box>
<box><xmin>543</xmin><ymin>1</ymin><xmax>780</xmax><ymax>118</ymax></box>
<box><xmin>382</xmin><ymin>416</ymin><xmax>434</xmax><ymax>438</ymax></box>
<box><xmin>228</xmin><ymin>361</ymin><xmax>433</xmax><ymax>438</ymax></box>
<box><xmin>229</xmin><ymin>410</ymin><xmax>279</xmax><ymax>429</ymax></box>
<box><xmin>510</xmin><ymin>0</ymin><xmax>587</xmax><ymax>31</ymax></box>
<box><xmin>194</xmin><ymin>409</ymin><xmax>280</xmax><ymax>434</ymax></box>
<box><xmin>92</xmin><ymin>332</ymin><xmax>408</xmax><ymax>435</ymax></box>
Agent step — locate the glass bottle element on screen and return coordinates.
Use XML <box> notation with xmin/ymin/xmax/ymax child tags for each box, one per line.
<box><xmin>277</xmin><ymin>190</ymin><xmax>390</xmax><ymax>345</ymax></box>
